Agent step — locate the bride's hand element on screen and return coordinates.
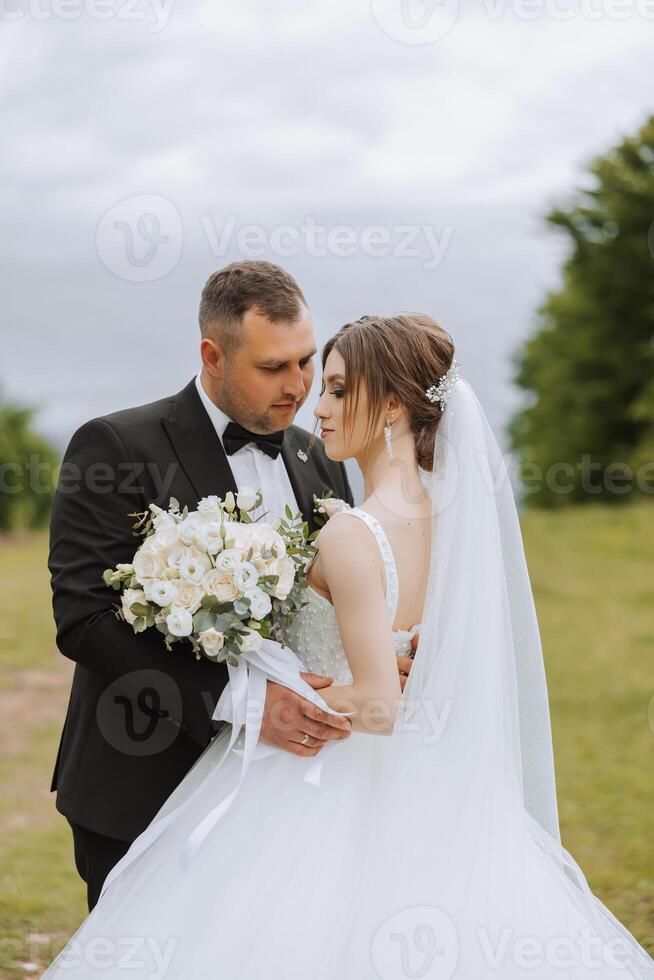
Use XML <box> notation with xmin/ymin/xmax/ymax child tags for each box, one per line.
<box><xmin>259</xmin><ymin>676</ymin><xmax>353</xmax><ymax>757</ymax></box>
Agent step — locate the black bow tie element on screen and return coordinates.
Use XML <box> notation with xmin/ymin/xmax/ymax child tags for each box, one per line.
<box><xmin>222</xmin><ymin>421</ymin><xmax>285</xmax><ymax>460</ymax></box>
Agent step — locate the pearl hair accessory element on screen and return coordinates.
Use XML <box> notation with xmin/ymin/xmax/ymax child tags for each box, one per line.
<box><xmin>425</xmin><ymin>358</ymin><xmax>461</xmax><ymax>411</ymax></box>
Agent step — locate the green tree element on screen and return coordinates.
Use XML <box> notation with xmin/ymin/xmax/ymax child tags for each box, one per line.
<box><xmin>510</xmin><ymin>115</ymin><xmax>654</xmax><ymax>508</ymax></box>
<box><xmin>0</xmin><ymin>389</ymin><xmax>59</xmax><ymax>531</ymax></box>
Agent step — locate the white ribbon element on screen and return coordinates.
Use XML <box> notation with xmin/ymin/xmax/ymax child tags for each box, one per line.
<box><xmin>181</xmin><ymin>637</ymin><xmax>356</xmax><ymax>867</ymax></box>
<box><xmin>98</xmin><ymin>638</ymin><xmax>354</xmax><ymax>900</ymax></box>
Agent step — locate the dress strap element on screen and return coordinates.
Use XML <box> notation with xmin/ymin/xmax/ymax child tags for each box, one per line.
<box><xmin>331</xmin><ymin>508</ymin><xmax>399</xmax><ymax>624</ymax></box>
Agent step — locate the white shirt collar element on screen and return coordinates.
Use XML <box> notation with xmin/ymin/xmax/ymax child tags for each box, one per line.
<box><xmin>194</xmin><ymin>371</ymin><xmax>233</xmax><ymax>442</ymax></box>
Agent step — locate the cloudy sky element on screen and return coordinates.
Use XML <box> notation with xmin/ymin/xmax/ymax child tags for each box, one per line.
<box><xmin>1</xmin><ymin>0</ymin><xmax>652</xmax><ymax>454</ymax></box>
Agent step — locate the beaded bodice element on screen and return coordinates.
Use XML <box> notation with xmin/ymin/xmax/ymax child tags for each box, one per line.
<box><xmin>284</xmin><ymin>508</ymin><xmax>420</xmax><ymax>684</ymax></box>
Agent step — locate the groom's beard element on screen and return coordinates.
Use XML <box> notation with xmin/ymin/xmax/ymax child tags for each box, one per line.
<box><xmin>217</xmin><ymin>383</ymin><xmax>302</xmax><ymax>434</ymax></box>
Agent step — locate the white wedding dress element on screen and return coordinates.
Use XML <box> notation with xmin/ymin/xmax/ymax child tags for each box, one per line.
<box><xmin>42</xmin><ymin>386</ymin><xmax>654</xmax><ymax>980</ymax></box>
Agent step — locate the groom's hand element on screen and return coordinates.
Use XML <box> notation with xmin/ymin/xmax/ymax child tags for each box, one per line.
<box><xmin>397</xmin><ymin>633</ymin><xmax>419</xmax><ymax>691</ymax></box>
<box><xmin>260</xmin><ymin>674</ymin><xmax>353</xmax><ymax>757</ymax></box>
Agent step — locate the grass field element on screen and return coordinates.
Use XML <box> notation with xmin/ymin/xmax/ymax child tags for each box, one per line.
<box><xmin>0</xmin><ymin>502</ymin><xmax>652</xmax><ymax>977</ymax></box>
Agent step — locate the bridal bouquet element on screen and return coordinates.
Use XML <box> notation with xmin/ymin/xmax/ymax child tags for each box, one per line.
<box><xmin>102</xmin><ymin>491</ymin><xmax>316</xmax><ymax>666</ymax></box>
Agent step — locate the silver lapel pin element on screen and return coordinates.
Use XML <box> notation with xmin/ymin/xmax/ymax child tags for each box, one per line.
<box><xmin>296</xmin><ymin>449</ymin><xmax>308</xmax><ymax>463</ymax></box>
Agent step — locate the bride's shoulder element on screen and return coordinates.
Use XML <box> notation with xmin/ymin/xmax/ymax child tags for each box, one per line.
<box><xmin>316</xmin><ymin>510</ymin><xmax>382</xmax><ymax>569</ymax></box>
<box><xmin>314</xmin><ymin>513</ymin><xmax>386</xmax><ymax>601</ymax></box>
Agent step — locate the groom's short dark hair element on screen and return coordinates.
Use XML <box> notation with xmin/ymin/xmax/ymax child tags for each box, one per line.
<box><xmin>199</xmin><ymin>261</ymin><xmax>307</xmax><ymax>357</ymax></box>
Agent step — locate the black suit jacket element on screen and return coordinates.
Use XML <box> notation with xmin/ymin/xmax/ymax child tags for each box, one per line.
<box><xmin>48</xmin><ymin>378</ymin><xmax>353</xmax><ymax>842</ymax></box>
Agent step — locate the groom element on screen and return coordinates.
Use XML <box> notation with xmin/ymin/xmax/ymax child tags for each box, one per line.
<box><xmin>49</xmin><ymin>261</ymin><xmax>360</xmax><ymax>911</ymax></box>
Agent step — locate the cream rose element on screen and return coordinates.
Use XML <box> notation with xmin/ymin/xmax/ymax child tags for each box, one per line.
<box><xmin>269</xmin><ymin>557</ymin><xmax>295</xmax><ymax>600</ymax></box>
<box><xmin>132</xmin><ymin>548</ymin><xmax>165</xmax><ymax>581</ymax></box>
<box><xmin>198</xmin><ymin>627</ymin><xmax>226</xmax><ymax>658</ymax></box>
<box><xmin>121</xmin><ymin>588</ymin><xmax>147</xmax><ymax>625</ymax></box>
<box><xmin>202</xmin><ymin>568</ymin><xmax>240</xmax><ymax>603</ymax></box>
<box><xmin>174</xmin><ymin>581</ymin><xmax>204</xmax><ymax>614</ymax></box>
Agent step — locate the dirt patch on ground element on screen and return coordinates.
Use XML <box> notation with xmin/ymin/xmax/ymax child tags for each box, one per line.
<box><xmin>0</xmin><ymin>660</ymin><xmax>74</xmax><ymax>836</ymax></box>
<box><xmin>0</xmin><ymin>665</ymin><xmax>73</xmax><ymax>760</ymax></box>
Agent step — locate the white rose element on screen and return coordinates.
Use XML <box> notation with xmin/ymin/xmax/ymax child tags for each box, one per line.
<box><xmin>214</xmin><ymin>548</ymin><xmax>244</xmax><ymax>574</ymax></box>
<box><xmin>202</xmin><ymin>568</ymin><xmax>240</xmax><ymax>603</ymax></box>
<box><xmin>197</xmin><ymin>495</ymin><xmax>223</xmax><ymax>522</ymax></box>
<box><xmin>193</xmin><ymin>521</ymin><xmax>224</xmax><ymax>555</ymax></box>
<box><xmin>121</xmin><ymin>588</ymin><xmax>147</xmax><ymax>625</ymax></box>
<box><xmin>174</xmin><ymin>581</ymin><xmax>204</xmax><ymax>614</ymax></box>
<box><xmin>178</xmin><ymin>515</ymin><xmax>203</xmax><ymax>545</ymax></box>
<box><xmin>223</xmin><ymin>522</ymin><xmax>257</xmax><ymax>555</ymax></box>
<box><xmin>143</xmin><ymin>579</ymin><xmax>178</xmax><ymax>607</ymax></box>
<box><xmin>252</xmin><ymin>554</ymin><xmax>279</xmax><ymax>575</ymax></box>
<box><xmin>164</xmin><ymin>541</ymin><xmax>187</xmax><ymax>569</ymax></box>
<box><xmin>198</xmin><ymin>627</ymin><xmax>226</xmax><ymax>658</ymax></box>
<box><xmin>238</xmin><ymin>627</ymin><xmax>263</xmax><ymax>653</ymax></box>
<box><xmin>144</xmin><ymin>525</ymin><xmax>180</xmax><ymax>552</ymax></box>
<box><xmin>165</xmin><ymin>606</ymin><xmax>193</xmax><ymax>637</ymax></box>
<box><xmin>236</xmin><ymin>487</ymin><xmax>258</xmax><ymax>512</ymax></box>
<box><xmin>132</xmin><ymin>549</ymin><xmax>165</xmax><ymax>581</ymax></box>
<box><xmin>178</xmin><ymin>548</ymin><xmax>212</xmax><ymax>583</ymax></box>
<box><xmin>246</xmin><ymin>586</ymin><xmax>272</xmax><ymax>620</ymax></box>
<box><xmin>269</xmin><ymin>557</ymin><xmax>295</xmax><ymax>600</ymax></box>
<box><xmin>252</xmin><ymin>523</ymin><xmax>286</xmax><ymax>558</ymax></box>
<box><xmin>233</xmin><ymin>561</ymin><xmax>259</xmax><ymax>593</ymax></box>
<box><xmin>152</xmin><ymin>511</ymin><xmax>176</xmax><ymax>531</ymax></box>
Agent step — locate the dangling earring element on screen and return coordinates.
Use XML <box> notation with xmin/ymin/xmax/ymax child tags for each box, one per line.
<box><xmin>384</xmin><ymin>415</ymin><xmax>394</xmax><ymax>461</ymax></box>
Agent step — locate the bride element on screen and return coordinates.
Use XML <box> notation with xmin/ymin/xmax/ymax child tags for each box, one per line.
<box><xmin>43</xmin><ymin>314</ymin><xmax>653</xmax><ymax>979</ymax></box>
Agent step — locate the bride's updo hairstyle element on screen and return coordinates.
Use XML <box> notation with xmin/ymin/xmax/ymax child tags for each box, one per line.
<box><xmin>322</xmin><ymin>314</ymin><xmax>455</xmax><ymax>472</ymax></box>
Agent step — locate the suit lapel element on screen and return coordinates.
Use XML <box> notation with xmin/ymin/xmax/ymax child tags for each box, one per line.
<box><xmin>281</xmin><ymin>427</ymin><xmax>325</xmax><ymax>533</ymax></box>
<box><xmin>161</xmin><ymin>379</ymin><xmax>238</xmax><ymax>506</ymax></box>
<box><xmin>162</xmin><ymin>384</ymin><xmax>331</xmax><ymax>532</ymax></box>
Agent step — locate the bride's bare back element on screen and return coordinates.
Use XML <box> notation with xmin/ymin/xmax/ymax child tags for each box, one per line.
<box><xmin>308</xmin><ymin>495</ymin><xmax>432</xmax><ymax>634</ymax></box>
